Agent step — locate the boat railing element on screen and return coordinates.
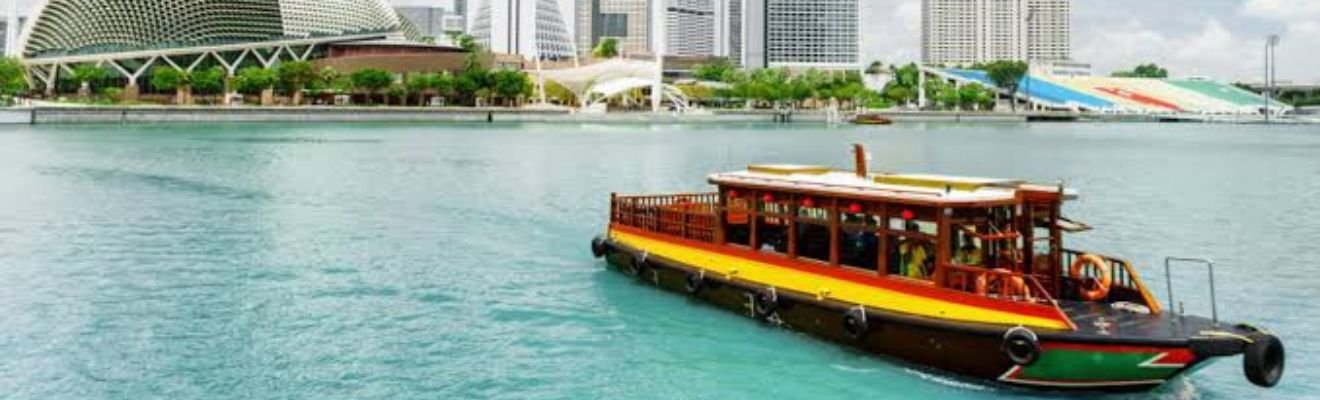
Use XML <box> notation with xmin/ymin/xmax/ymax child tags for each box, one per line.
<box><xmin>1063</xmin><ymin>249</ymin><xmax>1162</xmax><ymax>313</ymax></box>
<box><xmin>942</xmin><ymin>264</ymin><xmax>1058</xmax><ymax>306</ymax></box>
<box><xmin>611</xmin><ymin>193</ymin><xmax>720</xmax><ymax>243</ymax></box>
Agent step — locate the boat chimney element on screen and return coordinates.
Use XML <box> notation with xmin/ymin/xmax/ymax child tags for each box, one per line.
<box><xmin>852</xmin><ymin>143</ymin><xmax>868</xmax><ymax>178</ymax></box>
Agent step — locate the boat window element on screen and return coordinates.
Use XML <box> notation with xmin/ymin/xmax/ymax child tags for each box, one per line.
<box><xmin>838</xmin><ymin>201</ymin><xmax>880</xmax><ymax>270</ymax></box>
<box><xmin>794</xmin><ymin>196</ymin><xmax>831</xmax><ymax>263</ymax></box>
<box><xmin>756</xmin><ymin>192</ymin><xmax>791</xmax><ymax>254</ymax></box>
<box><xmin>724</xmin><ymin>189</ymin><xmax>752</xmax><ymax>247</ymax></box>
<box><xmin>885</xmin><ymin>207</ymin><xmax>936</xmax><ymax>281</ymax></box>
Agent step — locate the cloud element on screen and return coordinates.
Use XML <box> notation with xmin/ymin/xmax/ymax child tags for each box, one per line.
<box><xmin>861</xmin><ymin>0</ymin><xmax>921</xmax><ymax>65</ymax></box>
<box><xmin>1238</xmin><ymin>0</ymin><xmax>1320</xmax><ymax>83</ymax></box>
<box><xmin>1074</xmin><ymin>18</ymin><xmax>1261</xmax><ymax>81</ymax></box>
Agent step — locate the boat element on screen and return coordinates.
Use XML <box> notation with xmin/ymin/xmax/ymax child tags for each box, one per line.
<box><xmin>589</xmin><ymin>144</ymin><xmax>1284</xmax><ymax>392</ymax></box>
<box><xmin>852</xmin><ymin>113</ymin><xmax>894</xmax><ymax>125</ymax></box>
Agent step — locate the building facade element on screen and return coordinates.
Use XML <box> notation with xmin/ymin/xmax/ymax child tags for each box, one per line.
<box><xmin>471</xmin><ymin>0</ymin><xmax>576</xmax><ymax>60</ymax></box>
<box><xmin>395</xmin><ymin>7</ymin><xmax>449</xmax><ymax>38</ymax></box>
<box><xmin>921</xmin><ymin>0</ymin><xmax>1071</xmax><ymax>65</ymax></box>
<box><xmin>665</xmin><ymin>0</ymin><xmax>717</xmax><ymax>57</ymax></box>
<box><xmin>575</xmin><ymin>0</ymin><xmax>651</xmax><ymax>57</ymax></box>
<box><xmin>741</xmin><ymin>0</ymin><xmax>861</xmax><ymax>69</ymax></box>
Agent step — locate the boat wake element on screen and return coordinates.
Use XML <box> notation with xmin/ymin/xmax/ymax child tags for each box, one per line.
<box><xmin>903</xmin><ymin>368</ymin><xmax>993</xmax><ymax>392</ymax></box>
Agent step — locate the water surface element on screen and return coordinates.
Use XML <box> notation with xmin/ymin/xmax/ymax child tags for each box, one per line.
<box><xmin>0</xmin><ymin>121</ymin><xmax>1314</xmax><ymax>399</ymax></box>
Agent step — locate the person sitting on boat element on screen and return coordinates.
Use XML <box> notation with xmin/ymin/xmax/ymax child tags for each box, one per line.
<box><xmin>899</xmin><ymin>222</ymin><xmax>932</xmax><ymax>279</ymax></box>
<box><xmin>955</xmin><ymin>234</ymin><xmax>984</xmax><ymax>266</ymax></box>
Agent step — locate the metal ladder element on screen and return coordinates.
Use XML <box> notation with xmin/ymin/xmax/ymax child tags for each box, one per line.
<box><xmin>1165</xmin><ymin>257</ymin><xmax>1218</xmax><ymax>325</ymax></box>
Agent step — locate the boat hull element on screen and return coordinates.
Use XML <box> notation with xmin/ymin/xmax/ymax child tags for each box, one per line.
<box><xmin>599</xmin><ymin>239</ymin><xmax>1213</xmax><ymax>392</ymax></box>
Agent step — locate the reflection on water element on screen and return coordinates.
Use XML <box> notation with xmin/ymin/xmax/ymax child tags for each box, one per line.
<box><xmin>0</xmin><ymin>122</ymin><xmax>1313</xmax><ymax>399</ymax></box>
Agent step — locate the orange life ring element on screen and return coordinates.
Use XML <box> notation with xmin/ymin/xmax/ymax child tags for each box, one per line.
<box><xmin>1070</xmin><ymin>254</ymin><xmax>1112</xmax><ymax>301</ymax></box>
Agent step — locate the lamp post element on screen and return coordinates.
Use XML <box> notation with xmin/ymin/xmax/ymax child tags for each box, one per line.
<box><xmin>1264</xmin><ymin>34</ymin><xmax>1279</xmax><ymax>124</ymax></box>
<box><xmin>1024</xmin><ymin>9</ymin><xmax>1034</xmax><ymax>113</ymax></box>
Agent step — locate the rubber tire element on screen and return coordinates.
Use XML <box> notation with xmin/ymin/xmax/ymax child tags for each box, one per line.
<box><xmin>753</xmin><ymin>288</ymin><xmax>779</xmax><ymax>318</ymax></box>
<box><xmin>842</xmin><ymin>307</ymin><xmax>870</xmax><ymax>341</ymax></box>
<box><xmin>591</xmin><ymin>237</ymin><xmax>607</xmax><ymax>258</ymax></box>
<box><xmin>1002</xmin><ymin>327</ymin><xmax>1041</xmax><ymax>366</ymax></box>
<box><xmin>627</xmin><ymin>254</ymin><xmax>648</xmax><ymax>277</ymax></box>
<box><xmin>1244</xmin><ymin>334</ymin><xmax>1285</xmax><ymax>388</ymax></box>
<box><xmin>684</xmin><ymin>271</ymin><xmax>703</xmax><ymax>294</ymax></box>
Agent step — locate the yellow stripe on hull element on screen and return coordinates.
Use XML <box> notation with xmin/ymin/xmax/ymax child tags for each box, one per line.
<box><xmin>611</xmin><ymin>230</ymin><xmax>1071</xmax><ymax>330</ymax></box>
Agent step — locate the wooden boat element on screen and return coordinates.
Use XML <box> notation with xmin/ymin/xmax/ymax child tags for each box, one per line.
<box><xmin>590</xmin><ymin>144</ymin><xmax>1284</xmax><ymax>392</ymax></box>
<box><xmin>852</xmin><ymin>113</ymin><xmax>894</xmax><ymax>125</ymax></box>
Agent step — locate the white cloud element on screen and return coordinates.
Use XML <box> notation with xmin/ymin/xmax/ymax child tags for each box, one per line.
<box><xmin>1238</xmin><ymin>0</ymin><xmax>1320</xmax><ymax>83</ymax></box>
<box><xmin>1074</xmin><ymin>19</ymin><xmax>1261</xmax><ymax>81</ymax></box>
<box><xmin>861</xmin><ymin>0</ymin><xmax>921</xmax><ymax>66</ymax></box>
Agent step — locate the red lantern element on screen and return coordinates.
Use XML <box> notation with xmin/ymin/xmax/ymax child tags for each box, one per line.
<box><xmin>762</xmin><ymin>194</ymin><xmax>775</xmax><ymax>203</ymax></box>
<box><xmin>848</xmin><ymin>203</ymin><xmax>863</xmax><ymax>214</ymax></box>
<box><xmin>801</xmin><ymin>198</ymin><xmax>815</xmax><ymax>208</ymax></box>
<box><xmin>727</xmin><ymin>190</ymin><xmax>739</xmax><ymax>198</ymax></box>
<box><xmin>901</xmin><ymin>209</ymin><xmax>916</xmax><ymax>220</ymax></box>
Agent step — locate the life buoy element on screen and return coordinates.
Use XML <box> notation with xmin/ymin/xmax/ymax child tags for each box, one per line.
<box><xmin>591</xmin><ymin>236</ymin><xmax>608</xmax><ymax>258</ymax></box>
<box><xmin>1244</xmin><ymin>334</ymin><xmax>1285</xmax><ymax>388</ymax></box>
<box><xmin>1070</xmin><ymin>254</ymin><xmax>1112</xmax><ymax>301</ymax></box>
<box><xmin>1002</xmin><ymin>327</ymin><xmax>1041</xmax><ymax>366</ymax></box>
<box><xmin>684</xmin><ymin>271</ymin><xmax>704</xmax><ymax>294</ymax></box>
<box><xmin>842</xmin><ymin>306</ymin><xmax>870</xmax><ymax>341</ymax></box>
<box><xmin>753</xmin><ymin>287</ymin><xmax>779</xmax><ymax>317</ymax></box>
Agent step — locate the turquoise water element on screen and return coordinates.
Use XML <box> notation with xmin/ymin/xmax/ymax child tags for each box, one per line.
<box><xmin>0</xmin><ymin>122</ymin><xmax>1314</xmax><ymax>399</ymax></box>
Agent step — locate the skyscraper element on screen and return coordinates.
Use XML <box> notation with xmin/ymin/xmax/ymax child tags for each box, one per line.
<box><xmin>665</xmin><ymin>0</ymin><xmax>716</xmax><ymax>56</ymax></box>
<box><xmin>741</xmin><ymin>0</ymin><xmax>861</xmax><ymax>69</ymax></box>
<box><xmin>921</xmin><ymin>0</ymin><xmax>1071</xmax><ymax>65</ymax></box>
<box><xmin>471</xmin><ymin>0</ymin><xmax>576</xmax><ymax>59</ymax></box>
<box><xmin>395</xmin><ymin>6</ymin><xmax>448</xmax><ymax>38</ymax></box>
<box><xmin>575</xmin><ymin>0</ymin><xmax>651</xmax><ymax>57</ymax></box>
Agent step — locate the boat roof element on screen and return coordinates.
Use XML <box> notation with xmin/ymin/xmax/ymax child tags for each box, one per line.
<box><xmin>710</xmin><ymin>164</ymin><xmax>1076</xmax><ymax>206</ymax></box>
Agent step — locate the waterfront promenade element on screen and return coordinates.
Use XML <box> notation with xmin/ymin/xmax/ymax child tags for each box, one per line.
<box><xmin>2</xmin><ymin>106</ymin><xmax>1308</xmax><ymax>125</ymax></box>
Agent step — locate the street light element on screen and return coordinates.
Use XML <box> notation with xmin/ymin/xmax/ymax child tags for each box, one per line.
<box><xmin>1265</xmin><ymin>35</ymin><xmax>1276</xmax><ymax>122</ymax></box>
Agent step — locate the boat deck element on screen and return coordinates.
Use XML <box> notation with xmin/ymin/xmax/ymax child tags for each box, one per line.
<box><xmin>1058</xmin><ymin>301</ymin><xmax>1247</xmax><ymax>343</ymax></box>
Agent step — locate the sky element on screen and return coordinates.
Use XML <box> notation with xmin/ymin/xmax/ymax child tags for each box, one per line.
<box><xmin>12</xmin><ymin>0</ymin><xmax>1319</xmax><ymax>83</ymax></box>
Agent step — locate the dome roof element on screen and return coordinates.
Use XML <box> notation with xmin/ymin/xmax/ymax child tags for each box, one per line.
<box><xmin>19</xmin><ymin>0</ymin><xmax>419</xmax><ymax>59</ymax></box>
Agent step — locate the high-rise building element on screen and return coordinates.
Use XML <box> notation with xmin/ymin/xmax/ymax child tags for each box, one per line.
<box><xmin>395</xmin><ymin>7</ymin><xmax>449</xmax><ymax>38</ymax></box>
<box><xmin>921</xmin><ymin>0</ymin><xmax>1071</xmax><ymax>65</ymax></box>
<box><xmin>471</xmin><ymin>0</ymin><xmax>576</xmax><ymax>60</ymax></box>
<box><xmin>724</xmin><ymin>0</ymin><xmax>742</xmax><ymax>63</ymax></box>
<box><xmin>575</xmin><ymin>0</ymin><xmax>651</xmax><ymax>57</ymax></box>
<box><xmin>665</xmin><ymin>0</ymin><xmax>716</xmax><ymax>56</ymax></box>
<box><xmin>741</xmin><ymin>0</ymin><xmax>861</xmax><ymax>69</ymax></box>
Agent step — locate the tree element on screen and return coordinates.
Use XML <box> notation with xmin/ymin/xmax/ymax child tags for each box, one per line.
<box><xmin>277</xmin><ymin>61</ymin><xmax>317</xmax><ymax>105</ymax></box>
<box><xmin>350</xmin><ymin>68</ymin><xmax>395</xmax><ymax>105</ymax></box>
<box><xmin>492</xmin><ymin>69</ymin><xmax>531</xmax><ymax>106</ymax></box>
<box><xmin>191</xmin><ymin>66</ymin><xmax>226</xmax><ymax>100</ymax></box>
<box><xmin>234</xmin><ymin>67</ymin><xmax>277</xmax><ymax>94</ymax></box>
<box><xmin>69</xmin><ymin>64</ymin><xmax>109</xmax><ymax>98</ymax></box>
<box><xmin>959</xmin><ymin>83</ymin><xmax>995</xmax><ymax>111</ymax></box>
<box><xmin>693</xmin><ymin>58</ymin><xmax>736</xmax><ymax>82</ymax></box>
<box><xmin>985</xmin><ymin>60</ymin><xmax>1028</xmax><ymax>111</ymax></box>
<box><xmin>865</xmin><ymin>60</ymin><xmax>886</xmax><ymax>76</ymax></box>
<box><xmin>592</xmin><ymin>37</ymin><xmax>620</xmax><ymax>59</ymax></box>
<box><xmin>0</xmin><ymin>57</ymin><xmax>28</xmax><ymax>100</ymax></box>
<box><xmin>149</xmin><ymin>67</ymin><xmax>191</xmax><ymax>105</ymax></box>
<box><xmin>1112</xmin><ymin>63</ymin><xmax>1169</xmax><ymax>78</ymax></box>
<box><xmin>405</xmin><ymin>73</ymin><xmax>434</xmax><ymax>106</ymax></box>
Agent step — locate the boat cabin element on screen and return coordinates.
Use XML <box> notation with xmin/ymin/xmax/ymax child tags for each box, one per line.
<box><xmin>609</xmin><ymin>145</ymin><xmax>1161</xmax><ymax>310</ymax></box>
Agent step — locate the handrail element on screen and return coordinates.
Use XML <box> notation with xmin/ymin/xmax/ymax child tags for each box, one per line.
<box><xmin>611</xmin><ymin>193</ymin><xmax>721</xmax><ymax>243</ymax></box>
<box><xmin>942</xmin><ymin>263</ymin><xmax>1058</xmax><ymax>306</ymax></box>
<box><xmin>1165</xmin><ymin>257</ymin><xmax>1216</xmax><ymax>324</ymax></box>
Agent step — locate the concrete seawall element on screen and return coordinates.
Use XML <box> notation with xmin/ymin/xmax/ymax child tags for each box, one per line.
<box><xmin>1</xmin><ymin>106</ymin><xmax>1041</xmax><ymax>125</ymax></box>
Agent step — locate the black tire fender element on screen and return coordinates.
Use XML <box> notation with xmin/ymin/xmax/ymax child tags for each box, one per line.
<box><xmin>1002</xmin><ymin>326</ymin><xmax>1041</xmax><ymax>366</ymax></box>
<box><xmin>628</xmin><ymin>253</ymin><xmax>650</xmax><ymax>277</ymax></box>
<box><xmin>753</xmin><ymin>287</ymin><xmax>779</xmax><ymax>317</ymax></box>
<box><xmin>684</xmin><ymin>270</ymin><xmax>704</xmax><ymax>294</ymax></box>
<box><xmin>1244</xmin><ymin>334</ymin><xmax>1285</xmax><ymax>388</ymax></box>
<box><xmin>842</xmin><ymin>306</ymin><xmax>870</xmax><ymax>341</ymax></box>
<box><xmin>591</xmin><ymin>236</ymin><xmax>608</xmax><ymax>258</ymax></box>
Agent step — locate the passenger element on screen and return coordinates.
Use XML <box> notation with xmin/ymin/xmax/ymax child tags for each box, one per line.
<box><xmin>899</xmin><ymin>222</ymin><xmax>932</xmax><ymax>279</ymax></box>
<box><xmin>955</xmin><ymin>233</ymin><xmax>984</xmax><ymax>266</ymax></box>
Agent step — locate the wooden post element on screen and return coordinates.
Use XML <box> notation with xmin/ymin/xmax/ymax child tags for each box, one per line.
<box><xmin>877</xmin><ymin>203</ymin><xmax>889</xmax><ymax>276</ymax></box>
<box><xmin>788</xmin><ymin>194</ymin><xmax>798</xmax><ymax>258</ymax></box>
<box><xmin>853</xmin><ymin>143</ymin><xmax>869</xmax><ymax>178</ymax></box>
<box><xmin>935</xmin><ymin>207</ymin><xmax>952</xmax><ymax>287</ymax></box>
<box><xmin>715</xmin><ymin>189</ymin><xmax>727</xmax><ymax>245</ymax></box>
<box><xmin>1023</xmin><ymin>204</ymin><xmax>1035</xmax><ymax>275</ymax></box>
<box><xmin>749</xmin><ymin>191</ymin><xmax>760</xmax><ymax>251</ymax></box>
<box><xmin>829</xmin><ymin>198</ymin><xmax>840</xmax><ymax>266</ymax></box>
